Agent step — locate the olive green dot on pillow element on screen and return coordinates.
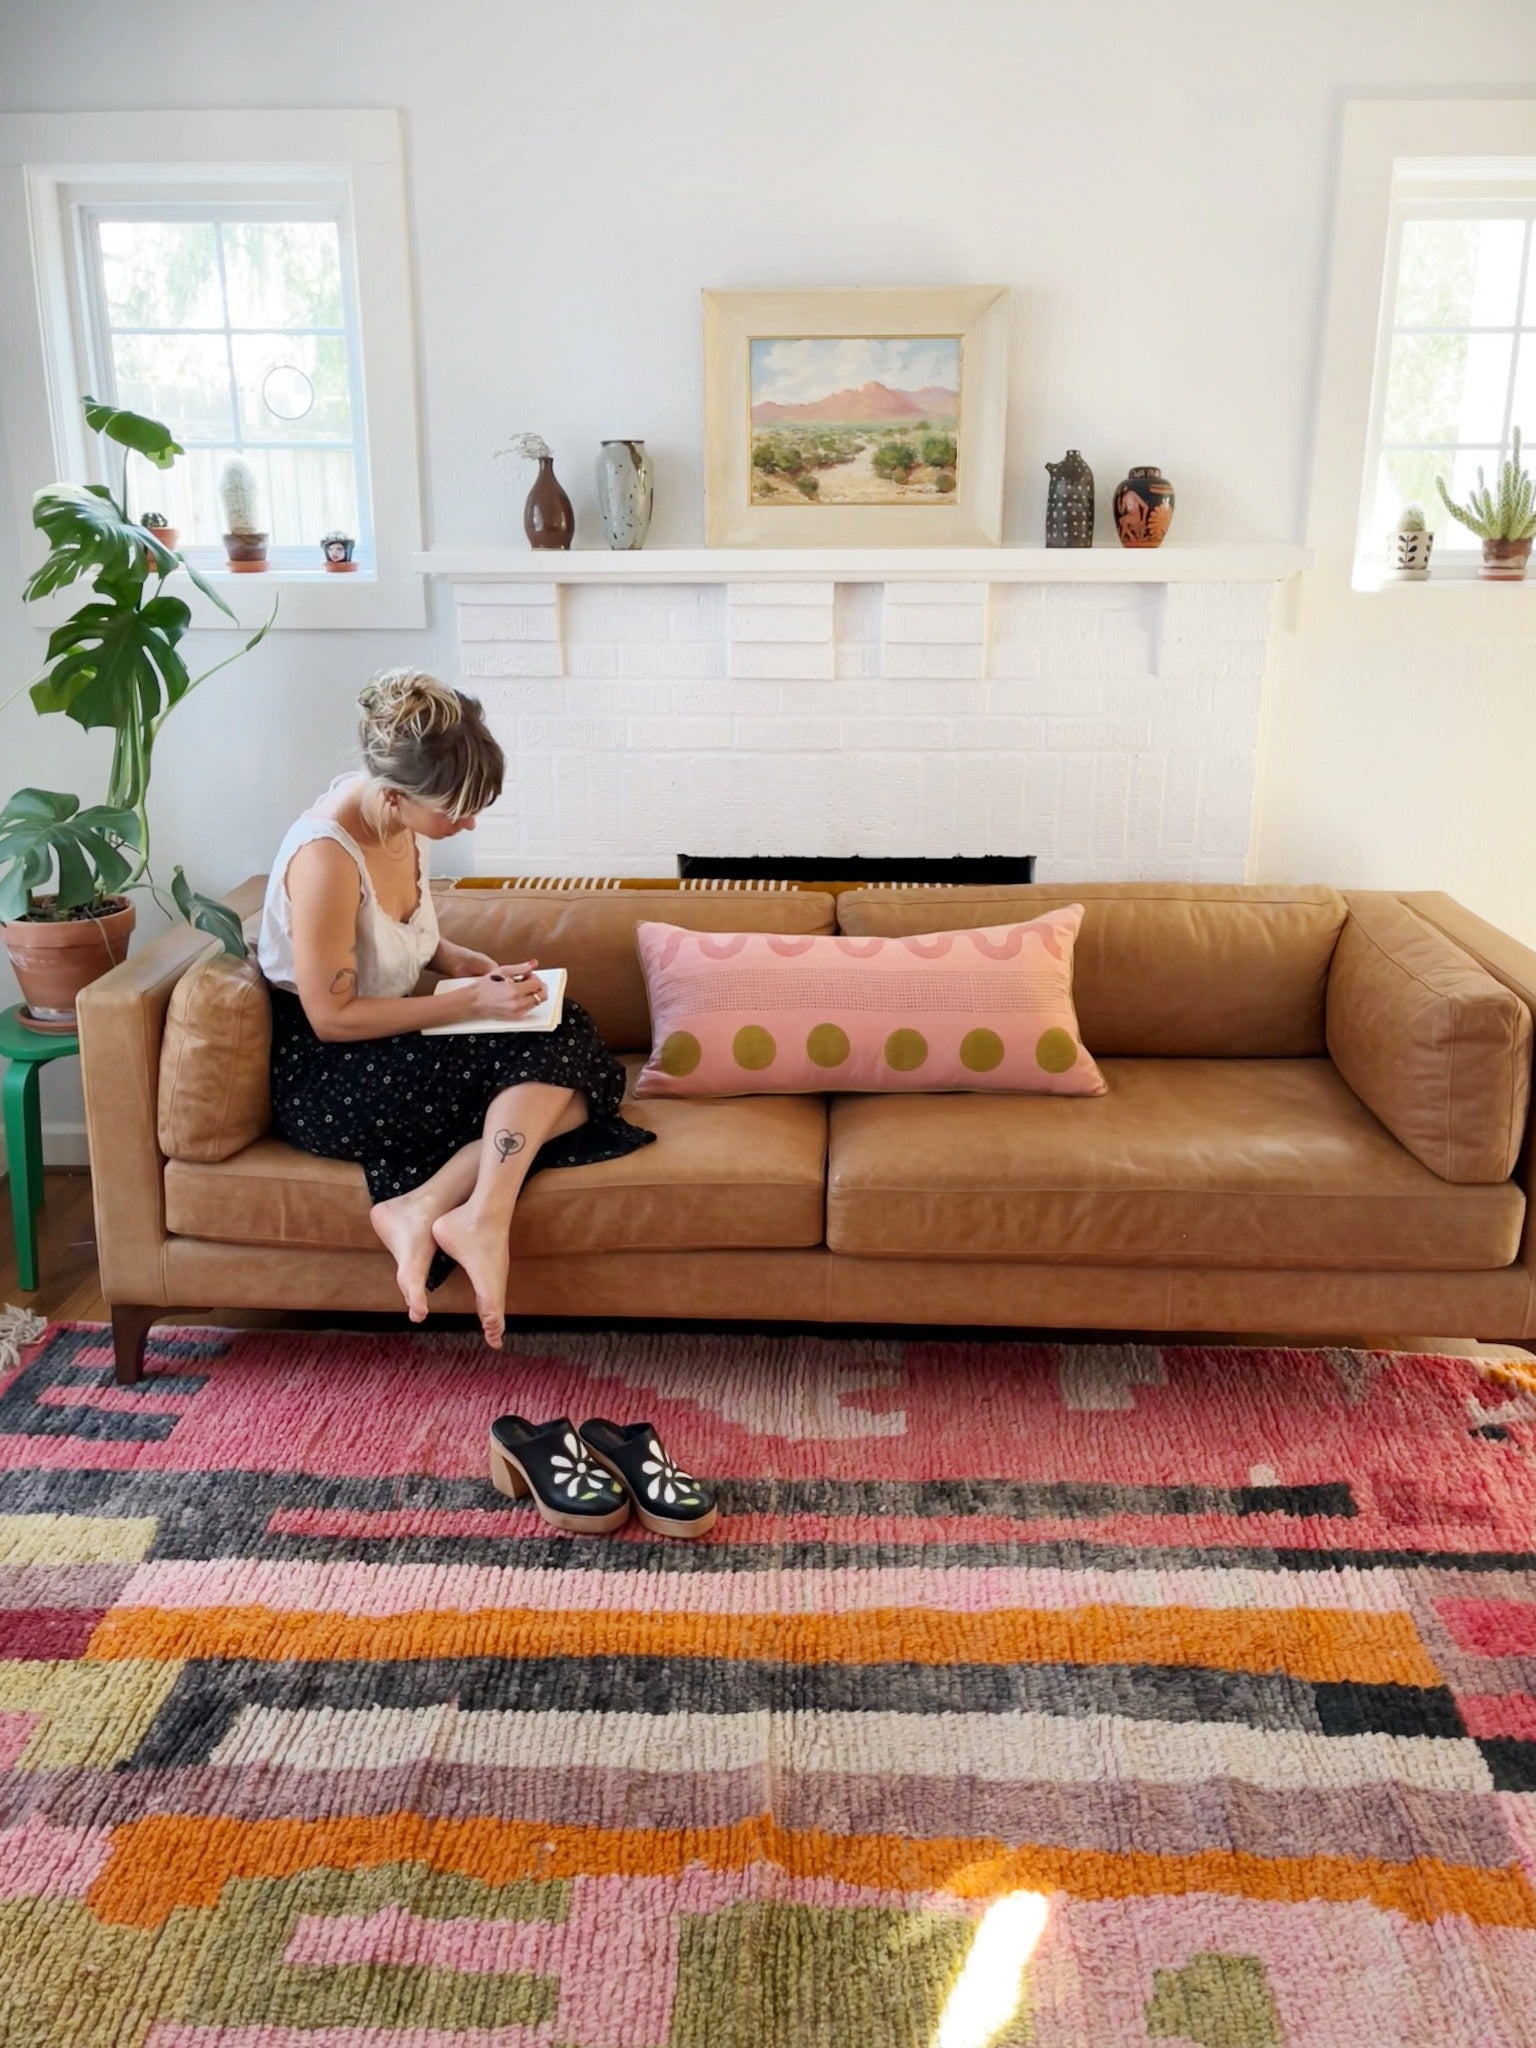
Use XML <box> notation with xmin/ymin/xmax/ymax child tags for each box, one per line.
<box><xmin>806</xmin><ymin>1022</ymin><xmax>851</xmax><ymax>1068</ymax></box>
<box><xmin>733</xmin><ymin>1024</ymin><xmax>777</xmax><ymax>1071</ymax></box>
<box><xmin>959</xmin><ymin>1027</ymin><xmax>1004</xmax><ymax>1073</ymax></box>
<box><xmin>884</xmin><ymin>1027</ymin><xmax>929</xmax><ymax>1073</ymax></box>
<box><xmin>659</xmin><ymin>1030</ymin><xmax>702</xmax><ymax>1077</ymax></box>
<box><xmin>1036</xmin><ymin>1026</ymin><xmax>1078</xmax><ymax>1074</ymax></box>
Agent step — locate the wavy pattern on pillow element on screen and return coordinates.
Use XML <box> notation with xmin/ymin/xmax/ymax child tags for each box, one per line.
<box><xmin>634</xmin><ymin>908</ymin><xmax>1106</xmax><ymax>1097</ymax></box>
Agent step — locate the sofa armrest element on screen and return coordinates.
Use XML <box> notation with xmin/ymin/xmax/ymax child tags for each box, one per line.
<box><xmin>75</xmin><ymin>876</ymin><xmax>266</xmax><ymax>1305</ymax></box>
<box><xmin>1389</xmin><ymin>892</ymin><xmax>1536</xmax><ymax>1253</ymax></box>
<box><xmin>1328</xmin><ymin>892</ymin><xmax>1532</xmax><ymax>1182</ymax></box>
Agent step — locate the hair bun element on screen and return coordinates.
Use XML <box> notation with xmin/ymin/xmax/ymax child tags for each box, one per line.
<box><xmin>357</xmin><ymin>668</ymin><xmax>462</xmax><ymax>748</ymax></box>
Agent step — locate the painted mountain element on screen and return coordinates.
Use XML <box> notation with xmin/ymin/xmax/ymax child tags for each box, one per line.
<box><xmin>751</xmin><ymin>380</ymin><xmax>959</xmax><ymax>425</ymax></box>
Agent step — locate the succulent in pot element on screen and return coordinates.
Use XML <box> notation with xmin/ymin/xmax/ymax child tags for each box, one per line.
<box><xmin>1436</xmin><ymin>427</ymin><xmax>1536</xmax><ymax>581</ymax></box>
<box><xmin>219</xmin><ymin>458</ymin><xmax>268</xmax><ymax>571</ymax></box>
<box><xmin>320</xmin><ymin>528</ymin><xmax>357</xmax><ymax>572</ymax></box>
<box><xmin>1385</xmin><ymin>501</ymin><xmax>1433</xmax><ymax>582</ymax></box>
<box><xmin>1</xmin><ymin>397</ymin><xmax>273</xmax><ymax>1028</ymax></box>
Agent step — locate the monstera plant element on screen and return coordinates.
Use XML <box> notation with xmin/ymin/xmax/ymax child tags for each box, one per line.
<box><xmin>0</xmin><ymin>398</ymin><xmax>271</xmax><ymax>1026</ymax></box>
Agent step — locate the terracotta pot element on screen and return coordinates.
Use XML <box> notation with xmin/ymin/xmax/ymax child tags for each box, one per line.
<box><xmin>1113</xmin><ymin>465</ymin><xmax>1176</xmax><ymax>548</ymax></box>
<box><xmin>224</xmin><ymin>532</ymin><xmax>269</xmax><ymax>573</ymax></box>
<box><xmin>2</xmin><ymin>898</ymin><xmax>136</xmax><ymax>1028</ymax></box>
<box><xmin>1481</xmin><ymin>536</ymin><xmax>1532</xmax><ymax>582</ymax></box>
<box><xmin>524</xmin><ymin>456</ymin><xmax>575</xmax><ymax>550</ymax></box>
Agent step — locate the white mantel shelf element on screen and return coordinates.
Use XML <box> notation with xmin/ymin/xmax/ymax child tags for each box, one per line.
<box><xmin>415</xmin><ymin>543</ymin><xmax>1310</xmax><ymax>584</ymax></box>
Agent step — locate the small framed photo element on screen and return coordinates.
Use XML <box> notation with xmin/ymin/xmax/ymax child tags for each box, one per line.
<box><xmin>702</xmin><ymin>286</ymin><xmax>1009</xmax><ymax>547</ymax></box>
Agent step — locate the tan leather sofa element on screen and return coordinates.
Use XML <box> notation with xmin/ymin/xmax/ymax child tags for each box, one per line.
<box><xmin>77</xmin><ymin>879</ymin><xmax>1536</xmax><ymax>1383</ymax></box>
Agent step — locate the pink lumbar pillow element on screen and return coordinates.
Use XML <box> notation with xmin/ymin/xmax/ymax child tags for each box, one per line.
<box><xmin>633</xmin><ymin>907</ymin><xmax>1105</xmax><ymax>1097</ymax></box>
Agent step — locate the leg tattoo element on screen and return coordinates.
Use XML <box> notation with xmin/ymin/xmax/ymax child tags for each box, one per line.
<box><xmin>494</xmin><ymin>1129</ymin><xmax>527</xmax><ymax>1163</ymax></box>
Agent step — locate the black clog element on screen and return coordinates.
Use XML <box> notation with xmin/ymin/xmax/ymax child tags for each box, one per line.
<box><xmin>577</xmin><ymin>1418</ymin><xmax>719</xmax><ymax>1538</ymax></box>
<box><xmin>488</xmin><ymin>1415</ymin><xmax>630</xmax><ymax>1534</ymax></box>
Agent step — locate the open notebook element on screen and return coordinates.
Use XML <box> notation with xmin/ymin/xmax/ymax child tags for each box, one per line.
<box><xmin>421</xmin><ymin>968</ymin><xmax>567</xmax><ymax>1036</ymax></box>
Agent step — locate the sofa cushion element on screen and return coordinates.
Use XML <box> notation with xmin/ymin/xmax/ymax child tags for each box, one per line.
<box><xmin>631</xmin><ymin>908</ymin><xmax>1105</xmax><ymax>1098</ymax></box>
<box><xmin>825</xmin><ymin>1057</ymin><xmax>1524</xmax><ymax>1268</ymax></box>
<box><xmin>1327</xmin><ymin>894</ymin><xmax>1532</xmax><ymax>1183</ymax></box>
<box><xmin>434</xmin><ymin>887</ymin><xmax>836</xmax><ymax>1052</ymax></box>
<box><xmin>164</xmin><ymin>1057</ymin><xmax>827</xmax><ymax>1254</ymax></box>
<box><xmin>836</xmin><ymin>883</ymin><xmax>1347</xmax><ymax>1056</ymax></box>
<box><xmin>157</xmin><ymin>949</ymin><xmax>272</xmax><ymax>1163</ymax></box>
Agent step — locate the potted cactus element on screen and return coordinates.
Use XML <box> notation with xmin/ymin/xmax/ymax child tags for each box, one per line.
<box><xmin>219</xmin><ymin>458</ymin><xmax>268</xmax><ymax>571</ymax></box>
<box><xmin>1386</xmin><ymin>501</ymin><xmax>1433</xmax><ymax>581</ymax></box>
<box><xmin>140</xmin><ymin>509</ymin><xmax>178</xmax><ymax>550</ymax></box>
<box><xmin>1436</xmin><ymin>428</ymin><xmax>1536</xmax><ymax>581</ymax></box>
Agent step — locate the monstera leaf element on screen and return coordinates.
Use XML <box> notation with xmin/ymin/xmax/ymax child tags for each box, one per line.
<box><xmin>79</xmin><ymin>397</ymin><xmax>184</xmax><ymax>468</ymax></box>
<box><xmin>0</xmin><ymin>789</ymin><xmax>141</xmax><ymax>921</ymax></box>
<box><xmin>170</xmin><ymin>864</ymin><xmax>248</xmax><ymax>960</ymax></box>
<box><xmin>24</xmin><ymin>484</ymin><xmax>176</xmax><ymax>601</ymax></box>
<box><xmin>26</xmin><ymin>478</ymin><xmax>233</xmax><ymax>619</ymax></box>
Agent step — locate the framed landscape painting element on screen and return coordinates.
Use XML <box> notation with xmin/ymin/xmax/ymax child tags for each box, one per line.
<box><xmin>702</xmin><ymin>286</ymin><xmax>1009</xmax><ymax>546</ymax></box>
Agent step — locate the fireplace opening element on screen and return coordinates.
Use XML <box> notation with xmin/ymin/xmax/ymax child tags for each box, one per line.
<box><xmin>677</xmin><ymin>854</ymin><xmax>1036</xmax><ymax>885</ymax></box>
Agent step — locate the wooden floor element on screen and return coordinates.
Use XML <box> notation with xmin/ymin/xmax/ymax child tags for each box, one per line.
<box><xmin>4</xmin><ymin>1166</ymin><xmax>1534</xmax><ymax>1372</ymax></box>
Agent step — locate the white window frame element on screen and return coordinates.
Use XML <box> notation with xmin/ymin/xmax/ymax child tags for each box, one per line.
<box><xmin>72</xmin><ymin>185</ymin><xmax>375</xmax><ymax>576</ymax></box>
<box><xmin>0</xmin><ymin>110</ymin><xmax>425</xmax><ymax>629</ymax></box>
<box><xmin>1305</xmin><ymin>99</ymin><xmax>1536</xmax><ymax>638</ymax></box>
<box><xmin>1358</xmin><ymin>174</ymin><xmax>1536</xmax><ymax>584</ymax></box>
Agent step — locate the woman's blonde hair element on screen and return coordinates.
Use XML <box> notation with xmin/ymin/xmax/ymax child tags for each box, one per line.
<box><xmin>356</xmin><ymin>668</ymin><xmax>504</xmax><ymax>828</ymax></box>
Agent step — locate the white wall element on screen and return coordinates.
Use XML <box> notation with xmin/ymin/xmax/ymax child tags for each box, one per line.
<box><xmin>1</xmin><ymin>0</ymin><xmax>1534</xmax><ymax>1150</ymax></box>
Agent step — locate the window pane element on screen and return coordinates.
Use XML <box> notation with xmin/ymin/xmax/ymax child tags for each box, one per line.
<box><xmin>1381</xmin><ymin>329</ymin><xmax>1512</xmax><ymax>444</ymax></box>
<box><xmin>230</xmin><ymin>332</ymin><xmax>353</xmax><ymax>443</ymax></box>
<box><xmin>1375</xmin><ymin>445</ymin><xmax>1507</xmax><ymax>551</ymax></box>
<box><xmin>97</xmin><ymin>219</ymin><xmax>224</xmax><ymax>329</ymax></box>
<box><xmin>109</xmin><ymin>332</ymin><xmax>235</xmax><ymax>441</ymax></box>
<box><xmin>1513</xmin><ymin>334</ymin><xmax>1536</xmax><ymax>443</ymax></box>
<box><xmin>1395</xmin><ymin>217</ymin><xmax>1525</xmax><ymax>328</ymax></box>
<box><xmin>221</xmin><ymin>220</ymin><xmax>344</xmax><ymax>328</ymax></box>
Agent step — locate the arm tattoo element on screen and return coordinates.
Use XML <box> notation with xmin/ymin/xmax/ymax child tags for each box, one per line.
<box><xmin>329</xmin><ymin>966</ymin><xmax>358</xmax><ymax>997</ymax></box>
<box><xmin>493</xmin><ymin>1129</ymin><xmax>527</xmax><ymax>1163</ymax></box>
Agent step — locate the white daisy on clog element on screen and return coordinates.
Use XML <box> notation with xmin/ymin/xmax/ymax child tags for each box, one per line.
<box><xmin>549</xmin><ymin>1431</ymin><xmax>621</xmax><ymax>1502</ymax></box>
<box><xmin>639</xmin><ymin>1436</ymin><xmax>702</xmax><ymax>1507</ymax></box>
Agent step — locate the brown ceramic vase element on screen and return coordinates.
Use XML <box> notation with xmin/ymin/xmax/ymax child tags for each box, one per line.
<box><xmin>524</xmin><ymin>457</ymin><xmax>576</xmax><ymax>550</ymax></box>
<box><xmin>2</xmin><ymin>898</ymin><xmax>136</xmax><ymax>1028</ymax></box>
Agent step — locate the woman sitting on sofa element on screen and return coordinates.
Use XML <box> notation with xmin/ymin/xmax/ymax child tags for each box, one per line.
<box><xmin>257</xmin><ymin>667</ymin><xmax>654</xmax><ymax>1348</ymax></box>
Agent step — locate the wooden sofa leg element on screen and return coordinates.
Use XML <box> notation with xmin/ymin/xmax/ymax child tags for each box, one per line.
<box><xmin>111</xmin><ymin>1305</ymin><xmax>156</xmax><ymax>1385</ymax></box>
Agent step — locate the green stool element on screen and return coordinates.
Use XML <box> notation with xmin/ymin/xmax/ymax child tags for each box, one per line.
<box><xmin>1</xmin><ymin>1003</ymin><xmax>80</xmax><ymax>1292</ymax></box>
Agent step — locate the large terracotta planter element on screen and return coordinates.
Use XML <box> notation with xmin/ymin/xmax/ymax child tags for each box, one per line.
<box><xmin>2</xmin><ymin>898</ymin><xmax>136</xmax><ymax>1029</ymax></box>
<box><xmin>1481</xmin><ymin>537</ymin><xmax>1532</xmax><ymax>582</ymax></box>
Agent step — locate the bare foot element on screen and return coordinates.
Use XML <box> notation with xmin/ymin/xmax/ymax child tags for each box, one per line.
<box><xmin>432</xmin><ymin>1202</ymin><xmax>510</xmax><ymax>1349</ymax></box>
<box><xmin>370</xmin><ymin>1190</ymin><xmax>440</xmax><ymax>1323</ymax></box>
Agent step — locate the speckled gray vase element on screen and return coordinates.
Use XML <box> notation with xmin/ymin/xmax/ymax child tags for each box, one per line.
<box><xmin>595</xmin><ymin>439</ymin><xmax>654</xmax><ymax>550</ymax></box>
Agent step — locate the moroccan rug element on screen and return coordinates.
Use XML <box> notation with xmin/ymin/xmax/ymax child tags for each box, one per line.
<box><xmin>4</xmin><ymin>1325</ymin><xmax>1536</xmax><ymax>2046</ymax></box>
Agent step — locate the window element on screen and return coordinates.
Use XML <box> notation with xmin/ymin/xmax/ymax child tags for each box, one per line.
<box><xmin>79</xmin><ymin>198</ymin><xmax>371</xmax><ymax>569</ymax></box>
<box><xmin>1362</xmin><ymin>188</ymin><xmax>1535</xmax><ymax>574</ymax></box>
<box><xmin>0</xmin><ymin>110</ymin><xmax>423</xmax><ymax>629</ymax></box>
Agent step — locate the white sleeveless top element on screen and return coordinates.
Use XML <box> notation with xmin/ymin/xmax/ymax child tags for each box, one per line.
<box><xmin>258</xmin><ymin>780</ymin><xmax>441</xmax><ymax>999</ymax></box>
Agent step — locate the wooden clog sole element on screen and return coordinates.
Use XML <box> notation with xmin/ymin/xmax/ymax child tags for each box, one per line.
<box><xmin>583</xmin><ymin>1442</ymin><xmax>719</xmax><ymax>1539</ymax></box>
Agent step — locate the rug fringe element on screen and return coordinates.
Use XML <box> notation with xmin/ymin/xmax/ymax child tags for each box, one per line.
<box><xmin>0</xmin><ymin>1303</ymin><xmax>47</xmax><ymax>1373</ymax></box>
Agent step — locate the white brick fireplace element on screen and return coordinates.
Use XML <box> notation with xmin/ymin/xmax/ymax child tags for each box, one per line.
<box><xmin>418</xmin><ymin>547</ymin><xmax>1306</xmax><ymax>881</ymax></box>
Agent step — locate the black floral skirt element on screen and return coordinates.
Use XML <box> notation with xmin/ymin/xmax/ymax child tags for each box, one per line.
<box><xmin>268</xmin><ymin>985</ymin><xmax>655</xmax><ymax>1286</ymax></box>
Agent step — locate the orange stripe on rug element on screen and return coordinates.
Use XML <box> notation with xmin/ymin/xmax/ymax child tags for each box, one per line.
<box><xmin>80</xmin><ymin>1603</ymin><xmax>1441</xmax><ymax>1686</ymax></box>
<box><xmin>86</xmin><ymin>1811</ymin><xmax>1536</xmax><ymax>1933</ymax></box>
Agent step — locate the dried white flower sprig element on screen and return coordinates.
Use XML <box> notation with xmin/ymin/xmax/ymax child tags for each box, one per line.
<box><xmin>495</xmin><ymin>433</ymin><xmax>553</xmax><ymax>463</ymax></box>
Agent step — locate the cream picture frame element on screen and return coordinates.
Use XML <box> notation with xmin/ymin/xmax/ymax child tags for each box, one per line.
<box><xmin>702</xmin><ymin>286</ymin><xmax>1009</xmax><ymax>547</ymax></box>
